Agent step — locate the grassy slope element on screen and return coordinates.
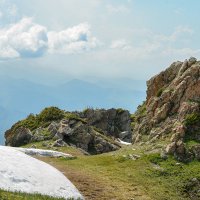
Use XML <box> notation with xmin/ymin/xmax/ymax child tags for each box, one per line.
<box><xmin>2</xmin><ymin>141</ymin><xmax>200</xmax><ymax>200</ymax></box>
<box><xmin>0</xmin><ymin>190</ymin><xmax>66</xmax><ymax>200</ymax></box>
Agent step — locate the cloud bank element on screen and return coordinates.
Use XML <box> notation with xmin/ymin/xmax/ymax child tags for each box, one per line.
<box><xmin>0</xmin><ymin>17</ymin><xmax>99</xmax><ymax>59</ymax></box>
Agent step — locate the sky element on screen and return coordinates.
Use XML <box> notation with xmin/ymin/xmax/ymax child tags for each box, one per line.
<box><xmin>0</xmin><ymin>0</ymin><xmax>199</xmax><ymax>85</ymax></box>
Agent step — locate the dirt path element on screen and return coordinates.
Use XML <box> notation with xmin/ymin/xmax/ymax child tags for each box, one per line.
<box><xmin>39</xmin><ymin>157</ymin><xmax>152</xmax><ymax>200</ymax></box>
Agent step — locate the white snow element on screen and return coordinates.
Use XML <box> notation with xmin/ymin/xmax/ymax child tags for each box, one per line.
<box><xmin>14</xmin><ymin>147</ymin><xmax>75</xmax><ymax>159</ymax></box>
<box><xmin>0</xmin><ymin>146</ymin><xmax>84</xmax><ymax>200</ymax></box>
<box><xmin>117</xmin><ymin>138</ymin><xmax>132</xmax><ymax>145</ymax></box>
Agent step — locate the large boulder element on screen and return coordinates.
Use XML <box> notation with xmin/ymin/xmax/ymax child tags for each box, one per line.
<box><xmin>83</xmin><ymin>108</ymin><xmax>132</xmax><ymax>142</ymax></box>
<box><xmin>5</xmin><ymin>110</ymin><xmax>122</xmax><ymax>155</ymax></box>
<box><xmin>5</xmin><ymin>127</ymin><xmax>32</xmax><ymax>147</ymax></box>
<box><xmin>56</xmin><ymin>119</ymin><xmax>120</xmax><ymax>154</ymax></box>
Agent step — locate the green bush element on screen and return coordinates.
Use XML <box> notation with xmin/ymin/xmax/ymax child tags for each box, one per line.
<box><xmin>156</xmin><ymin>88</ymin><xmax>164</xmax><ymax>97</ymax></box>
<box><xmin>38</xmin><ymin>107</ymin><xmax>64</xmax><ymax>122</ymax></box>
<box><xmin>64</xmin><ymin>113</ymin><xmax>86</xmax><ymax>123</ymax></box>
<box><xmin>116</xmin><ymin>108</ymin><xmax>125</xmax><ymax>114</ymax></box>
<box><xmin>8</xmin><ymin>107</ymin><xmax>65</xmax><ymax>136</ymax></box>
<box><xmin>184</xmin><ymin>113</ymin><xmax>200</xmax><ymax>126</ymax></box>
<box><xmin>12</xmin><ymin>114</ymin><xmax>39</xmax><ymax>131</ymax></box>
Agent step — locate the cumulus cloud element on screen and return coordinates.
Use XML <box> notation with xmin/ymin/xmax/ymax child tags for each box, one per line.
<box><xmin>48</xmin><ymin>23</ymin><xmax>99</xmax><ymax>54</ymax></box>
<box><xmin>0</xmin><ymin>18</ymin><xmax>99</xmax><ymax>59</ymax></box>
<box><xmin>0</xmin><ymin>18</ymin><xmax>48</xmax><ymax>58</ymax></box>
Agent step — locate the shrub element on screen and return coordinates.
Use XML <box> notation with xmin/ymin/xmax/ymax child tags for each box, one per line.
<box><xmin>64</xmin><ymin>113</ymin><xmax>86</xmax><ymax>123</ymax></box>
<box><xmin>8</xmin><ymin>107</ymin><xmax>65</xmax><ymax>135</ymax></box>
<box><xmin>184</xmin><ymin>113</ymin><xmax>200</xmax><ymax>126</ymax></box>
<box><xmin>116</xmin><ymin>108</ymin><xmax>125</xmax><ymax>114</ymax></box>
<box><xmin>156</xmin><ymin>88</ymin><xmax>164</xmax><ymax>97</ymax></box>
<box><xmin>38</xmin><ymin>107</ymin><xmax>64</xmax><ymax>122</ymax></box>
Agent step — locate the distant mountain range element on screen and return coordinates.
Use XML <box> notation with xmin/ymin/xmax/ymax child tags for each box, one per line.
<box><xmin>0</xmin><ymin>77</ymin><xmax>146</xmax><ymax>144</ymax></box>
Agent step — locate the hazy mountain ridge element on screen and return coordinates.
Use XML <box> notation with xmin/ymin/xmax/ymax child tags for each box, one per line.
<box><xmin>0</xmin><ymin>77</ymin><xmax>145</xmax><ymax>144</ymax></box>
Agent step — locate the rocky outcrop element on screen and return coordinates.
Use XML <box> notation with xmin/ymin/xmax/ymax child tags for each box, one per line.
<box><xmin>132</xmin><ymin>57</ymin><xmax>200</xmax><ymax>161</ymax></box>
<box><xmin>82</xmin><ymin>108</ymin><xmax>131</xmax><ymax>142</ymax></box>
<box><xmin>53</xmin><ymin>118</ymin><xmax>120</xmax><ymax>154</ymax></box>
<box><xmin>5</xmin><ymin>108</ymin><xmax>130</xmax><ymax>154</ymax></box>
<box><xmin>5</xmin><ymin>127</ymin><xmax>32</xmax><ymax>147</ymax></box>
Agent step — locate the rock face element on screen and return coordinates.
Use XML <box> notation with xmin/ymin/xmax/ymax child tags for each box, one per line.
<box><xmin>132</xmin><ymin>57</ymin><xmax>200</xmax><ymax>161</ymax></box>
<box><xmin>5</xmin><ymin>108</ymin><xmax>131</xmax><ymax>154</ymax></box>
<box><xmin>82</xmin><ymin>108</ymin><xmax>131</xmax><ymax>142</ymax></box>
<box><xmin>5</xmin><ymin>127</ymin><xmax>32</xmax><ymax>147</ymax></box>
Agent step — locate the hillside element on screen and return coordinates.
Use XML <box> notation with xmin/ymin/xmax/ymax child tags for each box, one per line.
<box><xmin>5</xmin><ymin>107</ymin><xmax>132</xmax><ymax>155</ymax></box>
<box><xmin>3</xmin><ymin>57</ymin><xmax>200</xmax><ymax>200</ymax></box>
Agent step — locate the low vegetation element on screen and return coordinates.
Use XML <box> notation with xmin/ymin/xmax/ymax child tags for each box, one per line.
<box><xmin>10</xmin><ymin>107</ymin><xmax>65</xmax><ymax>133</ymax></box>
<box><xmin>0</xmin><ymin>190</ymin><xmax>66</xmax><ymax>200</ymax></box>
<box><xmin>156</xmin><ymin>88</ymin><xmax>164</xmax><ymax>97</ymax></box>
<box><xmin>184</xmin><ymin>113</ymin><xmax>200</xmax><ymax>126</ymax></box>
<box><xmin>17</xmin><ymin>141</ymin><xmax>200</xmax><ymax>200</ymax></box>
<box><xmin>64</xmin><ymin>113</ymin><xmax>86</xmax><ymax>123</ymax></box>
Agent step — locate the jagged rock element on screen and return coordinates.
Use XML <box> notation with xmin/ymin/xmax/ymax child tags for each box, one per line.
<box><xmin>52</xmin><ymin>139</ymin><xmax>68</xmax><ymax>147</ymax></box>
<box><xmin>133</xmin><ymin>57</ymin><xmax>200</xmax><ymax>161</ymax></box>
<box><xmin>5</xmin><ymin>108</ymin><xmax>131</xmax><ymax>155</ymax></box>
<box><xmin>32</xmin><ymin>128</ymin><xmax>54</xmax><ymax>142</ymax></box>
<box><xmin>5</xmin><ymin>127</ymin><xmax>32</xmax><ymax>147</ymax></box>
<box><xmin>176</xmin><ymin>140</ymin><xmax>186</xmax><ymax>155</ymax></box>
<box><xmin>47</xmin><ymin>122</ymin><xmax>59</xmax><ymax>136</ymax></box>
<box><xmin>83</xmin><ymin>108</ymin><xmax>132</xmax><ymax>142</ymax></box>
<box><xmin>188</xmin><ymin>57</ymin><xmax>197</xmax><ymax>66</ymax></box>
<box><xmin>165</xmin><ymin>142</ymin><xmax>176</xmax><ymax>154</ymax></box>
<box><xmin>57</xmin><ymin>121</ymin><xmax>120</xmax><ymax>154</ymax></box>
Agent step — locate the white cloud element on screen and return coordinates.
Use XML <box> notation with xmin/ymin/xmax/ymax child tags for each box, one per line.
<box><xmin>110</xmin><ymin>39</ymin><xmax>131</xmax><ymax>50</ymax></box>
<box><xmin>106</xmin><ymin>4</ymin><xmax>129</xmax><ymax>14</ymax></box>
<box><xmin>0</xmin><ymin>18</ymin><xmax>48</xmax><ymax>58</ymax></box>
<box><xmin>0</xmin><ymin>18</ymin><xmax>99</xmax><ymax>59</ymax></box>
<box><xmin>48</xmin><ymin>23</ymin><xmax>99</xmax><ymax>54</ymax></box>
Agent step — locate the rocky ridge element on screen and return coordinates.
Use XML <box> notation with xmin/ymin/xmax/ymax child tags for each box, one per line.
<box><xmin>5</xmin><ymin>107</ymin><xmax>131</xmax><ymax>155</ymax></box>
<box><xmin>132</xmin><ymin>57</ymin><xmax>200</xmax><ymax>161</ymax></box>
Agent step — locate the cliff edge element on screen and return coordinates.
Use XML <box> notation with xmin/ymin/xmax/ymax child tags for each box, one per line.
<box><xmin>132</xmin><ymin>57</ymin><xmax>200</xmax><ymax>161</ymax></box>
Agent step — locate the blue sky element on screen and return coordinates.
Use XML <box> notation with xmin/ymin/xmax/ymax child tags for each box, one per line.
<box><xmin>0</xmin><ymin>0</ymin><xmax>199</xmax><ymax>85</ymax></box>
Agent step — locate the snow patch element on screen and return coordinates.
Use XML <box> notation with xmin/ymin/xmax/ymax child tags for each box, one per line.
<box><xmin>14</xmin><ymin>147</ymin><xmax>75</xmax><ymax>159</ymax></box>
<box><xmin>117</xmin><ymin>138</ymin><xmax>132</xmax><ymax>145</ymax></box>
<box><xmin>0</xmin><ymin>146</ymin><xmax>84</xmax><ymax>200</ymax></box>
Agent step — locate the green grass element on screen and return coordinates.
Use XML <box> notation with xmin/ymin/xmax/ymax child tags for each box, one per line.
<box><xmin>37</xmin><ymin>142</ymin><xmax>200</xmax><ymax>200</ymax></box>
<box><xmin>185</xmin><ymin>140</ymin><xmax>200</xmax><ymax>148</ymax></box>
<box><xmin>11</xmin><ymin>140</ymin><xmax>200</xmax><ymax>199</ymax></box>
<box><xmin>0</xmin><ymin>190</ymin><xmax>68</xmax><ymax>200</ymax></box>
